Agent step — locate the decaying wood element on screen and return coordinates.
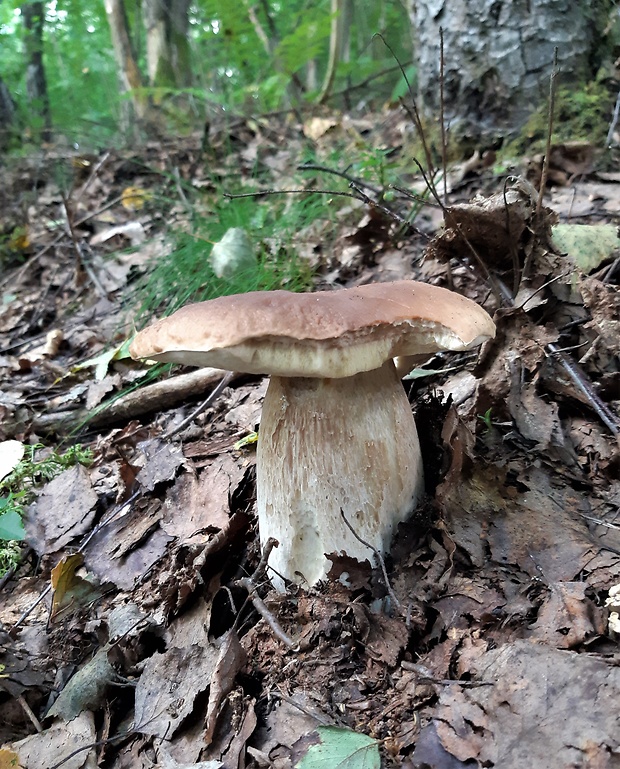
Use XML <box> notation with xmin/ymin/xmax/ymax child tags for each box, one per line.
<box><xmin>33</xmin><ymin>367</ymin><xmax>231</xmax><ymax>433</ymax></box>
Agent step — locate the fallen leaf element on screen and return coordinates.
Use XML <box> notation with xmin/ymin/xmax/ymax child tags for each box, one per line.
<box><xmin>0</xmin><ymin>748</ymin><xmax>23</xmax><ymax>769</ymax></box>
<box><xmin>134</xmin><ymin>438</ymin><xmax>184</xmax><ymax>492</ymax></box>
<box><xmin>204</xmin><ymin>631</ymin><xmax>246</xmax><ymax>746</ymax></box>
<box><xmin>420</xmin><ymin>641</ymin><xmax>620</xmax><ymax>768</ymax></box>
<box><xmin>84</xmin><ymin>498</ymin><xmax>172</xmax><ymax>590</ymax></box>
<box><xmin>45</xmin><ymin>648</ymin><xmax>116</xmax><ymax>721</ymax></box>
<box><xmin>133</xmin><ymin>642</ymin><xmax>220</xmax><ymax>739</ymax></box>
<box><xmin>50</xmin><ymin>553</ymin><xmax>101</xmax><ymax>620</ymax></box>
<box><xmin>528</xmin><ymin>581</ymin><xmax>605</xmax><ymax>648</ymax></box>
<box><xmin>25</xmin><ymin>465</ymin><xmax>98</xmax><ymax>554</ymax></box>
<box><xmin>292</xmin><ymin>725</ymin><xmax>380</xmax><ymax>769</ymax></box>
<box><xmin>7</xmin><ymin>711</ymin><xmax>97</xmax><ymax>769</ymax></box>
<box><xmin>162</xmin><ymin>456</ymin><xmax>244</xmax><ymax>545</ymax></box>
<box><xmin>552</xmin><ymin>224</ymin><xmax>619</xmax><ymax>273</ymax></box>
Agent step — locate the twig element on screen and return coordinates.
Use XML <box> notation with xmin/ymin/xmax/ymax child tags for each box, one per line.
<box><xmin>534</xmin><ymin>48</ymin><xmax>558</xmax><ymax>223</ymax></box>
<box><xmin>17</xmin><ymin>693</ymin><xmax>43</xmax><ymax>732</ymax></box>
<box><xmin>75</xmin><ymin>151</ymin><xmax>110</xmax><ymax>203</ymax></box>
<box><xmin>339</xmin><ymin>508</ymin><xmax>401</xmax><ymax>611</ymax></box>
<box><xmin>162</xmin><ymin>371</ymin><xmax>234</xmax><ymax>440</ymax></box>
<box><xmin>48</xmin><ymin>729</ymin><xmax>135</xmax><ymax>769</ymax></box>
<box><xmin>581</xmin><ymin>514</ymin><xmax>620</xmax><ymax>531</ymax></box>
<box><xmin>401</xmin><ymin>661</ymin><xmax>493</xmax><ymax>687</ymax></box>
<box><xmin>297</xmin><ymin>162</ymin><xmax>383</xmax><ymax>197</ymax></box>
<box><xmin>269</xmin><ymin>690</ymin><xmax>331</xmax><ymax>725</ymax></box>
<box><xmin>374</xmin><ymin>33</ymin><xmax>436</xmax><ymax>186</ymax></box>
<box><xmin>224</xmin><ymin>187</ymin><xmax>365</xmax><ymax>203</ymax></box>
<box><xmin>32</xmin><ymin>367</ymin><xmax>229</xmax><ymax>434</ymax></box>
<box><xmin>61</xmin><ymin>193</ymin><xmax>109</xmax><ymax>299</ymax></box>
<box><xmin>546</xmin><ymin>342</ymin><xmax>620</xmax><ymax>437</ymax></box>
<box><xmin>347</xmin><ymin>182</ymin><xmax>414</xmax><ymax>229</ymax></box>
<box><xmin>439</xmin><ymin>27</ymin><xmax>448</xmax><ymax>205</ymax></box>
<box><xmin>235</xmin><ymin>538</ymin><xmax>299</xmax><ymax>650</ymax></box>
<box><xmin>503</xmin><ymin>176</ymin><xmax>523</xmax><ymax>296</ymax></box>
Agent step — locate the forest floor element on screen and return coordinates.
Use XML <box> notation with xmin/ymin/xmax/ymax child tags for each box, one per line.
<box><xmin>0</xmin><ymin>109</ymin><xmax>619</xmax><ymax>769</ymax></box>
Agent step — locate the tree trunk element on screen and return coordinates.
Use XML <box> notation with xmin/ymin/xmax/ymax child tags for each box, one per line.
<box><xmin>103</xmin><ymin>0</ymin><xmax>147</xmax><ymax>127</ymax></box>
<box><xmin>21</xmin><ymin>1</ymin><xmax>51</xmax><ymax>142</ymax></box>
<box><xmin>318</xmin><ymin>0</ymin><xmax>346</xmax><ymax>104</ymax></box>
<box><xmin>143</xmin><ymin>0</ymin><xmax>192</xmax><ymax>90</ymax></box>
<box><xmin>409</xmin><ymin>0</ymin><xmax>611</xmax><ymax>142</ymax></box>
<box><xmin>0</xmin><ymin>77</ymin><xmax>17</xmax><ymax>150</ymax></box>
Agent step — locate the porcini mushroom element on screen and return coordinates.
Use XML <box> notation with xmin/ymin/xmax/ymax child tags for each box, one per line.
<box><xmin>130</xmin><ymin>281</ymin><xmax>495</xmax><ymax>590</ymax></box>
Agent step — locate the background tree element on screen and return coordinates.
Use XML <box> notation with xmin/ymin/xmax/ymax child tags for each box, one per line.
<box><xmin>103</xmin><ymin>0</ymin><xmax>148</xmax><ymax>128</ymax></box>
<box><xmin>408</xmin><ymin>0</ymin><xmax>614</xmax><ymax>142</ymax></box>
<box><xmin>143</xmin><ymin>0</ymin><xmax>192</xmax><ymax>91</ymax></box>
<box><xmin>0</xmin><ymin>77</ymin><xmax>17</xmax><ymax>150</ymax></box>
<box><xmin>21</xmin><ymin>0</ymin><xmax>51</xmax><ymax>141</ymax></box>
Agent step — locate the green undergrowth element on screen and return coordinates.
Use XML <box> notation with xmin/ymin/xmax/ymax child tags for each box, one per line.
<box><xmin>0</xmin><ymin>444</ymin><xmax>93</xmax><ymax>574</ymax></box>
<box><xmin>132</xmin><ymin>190</ymin><xmax>326</xmax><ymax>322</ymax></box>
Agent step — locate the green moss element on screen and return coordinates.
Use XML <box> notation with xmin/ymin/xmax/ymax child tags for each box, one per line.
<box><xmin>504</xmin><ymin>81</ymin><xmax>615</xmax><ymax>156</ymax></box>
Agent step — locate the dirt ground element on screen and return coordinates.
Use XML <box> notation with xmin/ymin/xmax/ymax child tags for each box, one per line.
<box><xmin>0</xmin><ymin>112</ymin><xmax>619</xmax><ymax>768</ymax></box>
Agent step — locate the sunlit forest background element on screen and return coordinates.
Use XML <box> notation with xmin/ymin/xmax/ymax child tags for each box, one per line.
<box><xmin>1</xmin><ymin>0</ymin><xmax>416</xmax><ymax>149</ymax></box>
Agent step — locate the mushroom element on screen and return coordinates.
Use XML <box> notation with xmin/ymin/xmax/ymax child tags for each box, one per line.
<box><xmin>130</xmin><ymin>281</ymin><xmax>495</xmax><ymax>590</ymax></box>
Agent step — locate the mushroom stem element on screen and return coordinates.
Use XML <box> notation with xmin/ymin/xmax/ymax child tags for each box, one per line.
<box><xmin>256</xmin><ymin>360</ymin><xmax>424</xmax><ymax>590</ymax></box>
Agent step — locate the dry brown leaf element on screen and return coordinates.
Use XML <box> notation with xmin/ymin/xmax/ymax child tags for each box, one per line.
<box><xmin>84</xmin><ymin>498</ymin><xmax>172</xmax><ymax>590</ymax></box>
<box><xmin>440</xmin><ymin>463</ymin><xmax>607</xmax><ymax>582</ymax></box>
<box><xmin>416</xmin><ymin>641</ymin><xmax>620</xmax><ymax>768</ymax></box>
<box><xmin>204</xmin><ymin>630</ymin><xmax>246</xmax><ymax>746</ymax></box>
<box><xmin>133</xmin><ymin>642</ymin><xmax>220</xmax><ymax>739</ymax></box>
<box><xmin>134</xmin><ymin>438</ymin><xmax>184</xmax><ymax>492</ymax></box>
<box><xmin>528</xmin><ymin>582</ymin><xmax>606</xmax><ymax>648</ymax></box>
<box><xmin>25</xmin><ymin>465</ymin><xmax>98</xmax><ymax>554</ymax></box>
<box><xmin>162</xmin><ymin>455</ymin><xmax>245</xmax><ymax>545</ymax></box>
<box><xmin>7</xmin><ymin>711</ymin><xmax>97</xmax><ymax>769</ymax></box>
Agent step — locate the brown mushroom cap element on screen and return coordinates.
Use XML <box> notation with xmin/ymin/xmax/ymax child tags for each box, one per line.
<box><xmin>129</xmin><ymin>281</ymin><xmax>495</xmax><ymax>378</ymax></box>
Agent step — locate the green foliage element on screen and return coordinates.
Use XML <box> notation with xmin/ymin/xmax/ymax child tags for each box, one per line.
<box><xmin>133</xmin><ymin>191</ymin><xmax>327</xmax><ymax>321</ymax></box>
<box><xmin>2</xmin><ymin>0</ymin><xmax>413</xmax><ymax>144</ymax></box>
<box><xmin>478</xmin><ymin>408</ymin><xmax>494</xmax><ymax>433</ymax></box>
<box><xmin>0</xmin><ymin>443</ymin><xmax>93</xmax><ymax>549</ymax></box>
<box><xmin>0</xmin><ymin>539</ymin><xmax>21</xmax><ymax>574</ymax></box>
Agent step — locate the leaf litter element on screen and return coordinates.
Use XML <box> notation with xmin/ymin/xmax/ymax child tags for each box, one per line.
<box><xmin>0</xmin><ymin>110</ymin><xmax>619</xmax><ymax>768</ymax></box>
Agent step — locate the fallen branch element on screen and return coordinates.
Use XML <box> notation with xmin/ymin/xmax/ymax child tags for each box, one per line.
<box><xmin>33</xmin><ymin>368</ymin><xmax>234</xmax><ymax>433</ymax></box>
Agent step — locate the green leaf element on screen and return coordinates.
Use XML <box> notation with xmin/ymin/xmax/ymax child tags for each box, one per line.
<box><xmin>552</xmin><ymin>224</ymin><xmax>619</xmax><ymax>274</ymax></box>
<box><xmin>294</xmin><ymin>726</ymin><xmax>380</xmax><ymax>769</ymax></box>
<box><xmin>0</xmin><ymin>510</ymin><xmax>26</xmax><ymax>541</ymax></box>
<box><xmin>73</xmin><ymin>337</ymin><xmax>133</xmax><ymax>381</ymax></box>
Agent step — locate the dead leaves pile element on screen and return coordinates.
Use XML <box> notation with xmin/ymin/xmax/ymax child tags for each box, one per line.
<box><xmin>0</xmin><ymin>116</ymin><xmax>620</xmax><ymax>768</ymax></box>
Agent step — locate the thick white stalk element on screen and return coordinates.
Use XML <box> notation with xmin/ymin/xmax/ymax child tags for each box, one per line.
<box><xmin>256</xmin><ymin>360</ymin><xmax>424</xmax><ymax>590</ymax></box>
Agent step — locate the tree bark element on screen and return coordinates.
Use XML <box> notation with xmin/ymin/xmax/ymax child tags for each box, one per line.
<box><xmin>143</xmin><ymin>0</ymin><xmax>192</xmax><ymax>90</ymax></box>
<box><xmin>318</xmin><ymin>0</ymin><xmax>345</xmax><ymax>104</ymax></box>
<box><xmin>103</xmin><ymin>0</ymin><xmax>147</xmax><ymax>126</ymax></box>
<box><xmin>409</xmin><ymin>0</ymin><xmax>612</xmax><ymax>141</ymax></box>
<box><xmin>21</xmin><ymin>1</ymin><xmax>51</xmax><ymax>142</ymax></box>
<box><xmin>0</xmin><ymin>77</ymin><xmax>17</xmax><ymax>150</ymax></box>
